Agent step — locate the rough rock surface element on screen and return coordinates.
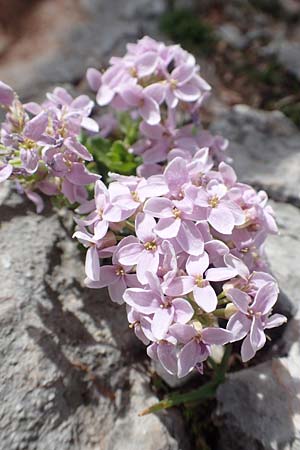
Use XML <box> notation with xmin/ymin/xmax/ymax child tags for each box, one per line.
<box><xmin>0</xmin><ymin>185</ymin><xmax>190</xmax><ymax>450</ymax></box>
<box><xmin>0</xmin><ymin>0</ymin><xmax>165</xmax><ymax>100</ymax></box>
<box><xmin>277</xmin><ymin>41</ymin><xmax>300</xmax><ymax>81</ymax></box>
<box><xmin>215</xmin><ymin>308</ymin><xmax>300</xmax><ymax>450</ymax></box>
<box><xmin>266</xmin><ymin>201</ymin><xmax>300</xmax><ymax>316</ymax></box>
<box><xmin>211</xmin><ymin>105</ymin><xmax>300</xmax><ymax>206</ymax></box>
<box><xmin>213</xmin><ymin>108</ymin><xmax>300</xmax><ymax>450</ymax></box>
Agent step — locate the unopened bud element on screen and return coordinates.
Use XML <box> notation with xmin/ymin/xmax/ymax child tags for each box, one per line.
<box><xmin>225</xmin><ymin>303</ymin><xmax>238</xmax><ymax>319</ymax></box>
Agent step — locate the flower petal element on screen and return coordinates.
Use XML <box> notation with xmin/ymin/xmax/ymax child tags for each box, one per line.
<box><xmin>193</xmin><ymin>284</ymin><xmax>218</xmax><ymax>313</ymax></box>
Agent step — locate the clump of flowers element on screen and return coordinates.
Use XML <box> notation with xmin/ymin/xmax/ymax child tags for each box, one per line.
<box><xmin>0</xmin><ymin>81</ymin><xmax>99</xmax><ymax>211</ymax></box>
<box><xmin>0</xmin><ymin>36</ymin><xmax>286</xmax><ymax>381</ymax></box>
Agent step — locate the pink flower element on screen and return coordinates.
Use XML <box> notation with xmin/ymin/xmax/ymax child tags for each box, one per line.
<box><xmin>117</xmin><ymin>213</ymin><xmax>162</xmax><ymax>284</ymax></box>
<box><xmin>117</xmin><ymin>82</ymin><xmax>162</xmax><ymax>125</ymax></box>
<box><xmin>123</xmin><ymin>273</ymin><xmax>194</xmax><ymax>340</ymax></box>
<box><xmin>226</xmin><ymin>283</ymin><xmax>286</xmax><ymax>362</ymax></box>
<box><xmin>169</xmin><ymin>323</ymin><xmax>232</xmax><ymax>377</ymax></box>
<box><xmin>0</xmin><ymin>81</ymin><xmax>14</xmax><ymax>106</ymax></box>
<box><xmin>144</xmin><ymin>197</ymin><xmax>204</xmax><ymax>256</ymax></box>
<box><xmin>164</xmin><ymin>63</ymin><xmax>210</xmax><ymax>109</ymax></box>
<box><xmin>73</xmin><ymin>229</ymin><xmax>101</xmax><ymax>281</ymax></box>
<box><xmin>165</xmin><ymin>251</ymin><xmax>219</xmax><ymax>313</ymax></box>
<box><xmin>0</xmin><ymin>163</ymin><xmax>13</xmax><ymax>182</ymax></box>
<box><xmin>85</xmin><ymin>236</ymin><xmax>139</xmax><ymax>304</ymax></box>
<box><xmin>188</xmin><ymin>180</ymin><xmax>245</xmax><ymax>234</ymax></box>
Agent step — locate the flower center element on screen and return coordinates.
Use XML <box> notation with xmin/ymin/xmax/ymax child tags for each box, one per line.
<box><xmin>97</xmin><ymin>208</ymin><xmax>103</xmax><ymax>218</ymax></box>
<box><xmin>248</xmin><ymin>308</ymin><xmax>262</xmax><ymax>318</ymax></box>
<box><xmin>160</xmin><ymin>297</ymin><xmax>172</xmax><ymax>308</ymax></box>
<box><xmin>131</xmin><ymin>191</ymin><xmax>140</xmax><ymax>202</ymax></box>
<box><xmin>172</xmin><ymin>207</ymin><xmax>181</xmax><ymax>219</ymax></box>
<box><xmin>115</xmin><ymin>266</ymin><xmax>125</xmax><ymax>276</ymax></box>
<box><xmin>170</xmin><ymin>79</ymin><xmax>178</xmax><ymax>89</ymax></box>
<box><xmin>195</xmin><ymin>275</ymin><xmax>204</xmax><ymax>288</ymax></box>
<box><xmin>144</xmin><ymin>240</ymin><xmax>157</xmax><ymax>251</ymax></box>
<box><xmin>129</xmin><ymin>67</ymin><xmax>138</xmax><ymax>77</ymax></box>
<box><xmin>208</xmin><ymin>195</ymin><xmax>219</xmax><ymax>208</ymax></box>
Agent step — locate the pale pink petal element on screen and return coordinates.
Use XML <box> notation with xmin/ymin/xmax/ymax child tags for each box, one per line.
<box><xmin>193</xmin><ymin>284</ymin><xmax>218</xmax><ymax>313</ymax></box>
<box><xmin>144</xmin><ymin>197</ymin><xmax>173</xmax><ymax>218</ymax></box>
<box><xmin>169</xmin><ymin>323</ymin><xmax>197</xmax><ymax>344</ymax></box>
<box><xmin>152</xmin><ymin>307</ymin><xmax>174</xmax><ymax>340</ymax></box>
<box><xmin>251</xmin><ymin>282</ymin><xmax>279</xmax><ymax>315</ymax></box>
<box><xmin>208</xmin><ymin>206</ymin><xmax>235</xmax><ymax>235</ymax></box>
<box><xmin>135</xmin><ymin>212</ymin><xmax>156</xmax><ymax>242</ymax></box>
<box><xmin>173</xmin><ymin>298</ymin><xmax>194</xmax><ymax>323</ymax></box>
<box><xmin>123</xmin><ymin>288</ymin><xmax>160</xmax><ymax>314</ymax></box>
<box><xmin>178</xmin><ymin>340</ymin><xmax>199</xmax><ymax>378</ymax></box>
<box><xmin>155</xmin><ymin>217</ymin><xmax>181</xmax><ymax>238</ymax></box>
<box><xmin>202</xmin><ymin>328</ymin><xmax>232</xmax><ymax>345</ymax></box>
<box><xmin>157</xmin><ymin>343</ymin><xmax>178</xmax><ymax>375</ymax></box>
<box><xmin>226</xmin><ymin>312</ymin><xmax>251</xmax><ymax>341</ymax></box>
<box><xmin>140</xmin><ymin>95</ymin><xmax>160</xmax><ymax>125</ymax></box>
<box><xmin>175</xmin><ymin>82</ymin><xmax>200</xmax><ymax>102</ymax></box>
<box><xmin>108</xmin><ymin>278</ymin><xmax>126</xmax><ymax>304</ymax></box>
<box><xmin>186</xmin><ymin>252</ymin><xmax>209</xmax><ymax>277</ymax></box>
<box><xmin>136</xmin><ymin>250</ymin><xmax>159</xmax><ymax>284</ymax></box>
<box><xmin>136</xmin><ymin>52</ymin><xmax>158</xmax><ymax>77</ymax></box>
<box><xmin>99</xmin><ymin>265</ymin><xmax>118</xmax><ymax>286</ymax></box>
<box><xmin>94</xmin><ymin>220</ymin><xmax>109</xmax><ymax>240</ymax></box>
<box><xmin>86</xmin><ymin>68</ymin><xmax>102</xmax><ymax>91</ymax></box>
<box><xmin>164</xmin><ymin>276</ymin><xmax>194</xmax><ymax>296</ymax></box>
<box><xmin>118</xmin><ymin>243</ymin><xmax>142</xmax><ymax>265</ymax></box>
<box><xmin>144</xmin><ymin>83</ymin><xmax>165</xmax><ymax>104</ymax></box>
<box><xmin>176</xmin><ymin>220</ymin><xmax>204</xmax><ymax>256</ymax></box>
<box><xmin>66</xmin><ymin>163</ymin><xmax>99</xmax><ymax>185</ymax></box>
<box><xmin>96</xmin><ymin>84</ymin><xmax>115</xmax><ymax>106</ymax></box>
<box><xmin>205</xmin><ymin>266</ymin><xmax>238</xmax><ymax>282</ymax></box>
<box><xmin>227</xmin><ymin>288</ymin><xmax>250</xmax><ymax>314</ymax></box>
<box><xmin>250</xmin><ymin>317</ymin><xmax>266</xmax><ymax>351</ymax></box>
<box><xmin>0</xmin><ymin>164</ymin><xmax>13</xmax><ymax>182</ymax></box>
<box><xmin>264</xmin><ymin>313</ymin><xmax>287</xmax><ymax>329</ymax></box>
<box><xmin>241</xmin><ymin>334</ymin><xmax>256</xmax><ymax>362</ymax></box>
<box><xmin>224</xmin><ymin>253</ymin><xmax>249</xmax><ymax>279</ymax></box>
<box><xmin>85</xmin><ymin>246</ymin><xmax>100</xmax><ymax>281</ymax></box>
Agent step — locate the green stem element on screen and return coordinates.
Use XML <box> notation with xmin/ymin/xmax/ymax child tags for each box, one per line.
<box><xmin>213</xmin><ymin>308</ymin><xmax>226</xmax><ymax>318</ymax></box>
<box><xmin>140</xmin><ymin>344</ymin><xmax>232</xmax><ymax>415</ymax></box>
<box><xmin>217</xmin><ymin>291</ymin><xmax>226</xmax><ymax>300</ymax></box>
<box><xmin>124</xmin><ymin>220</ymin><xmax>135</xmax><ymax>233</ymax></box>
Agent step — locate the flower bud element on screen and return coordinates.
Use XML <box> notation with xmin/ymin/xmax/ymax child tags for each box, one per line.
<box><xmin>225</xmin><ymin>303</ymin><xmax>238</xmax><ymax>319</ymax></box>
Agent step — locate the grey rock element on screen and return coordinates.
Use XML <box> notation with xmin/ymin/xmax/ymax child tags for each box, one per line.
<box><xmin>217</xmin><ymin>24</ymin><xmax>248</xmax><ymax>50</ymax></box>
<box><xmin>279</xmin><ymin>0</ymin><xmax>300</xmax><ymax>17</ymax></box>
<box><xmin>265</xmin><ymin>201</ymin><xmax>300</xmax><ymax>315</ymax></box>
<box><xmin>0</xmin><ymin>185</ymin><xmax>189</xmax><ymax>450</ymax></box>
<box><xmin>0</xmin><ymin>0</ymin><xmax>165</xmax><ymax>101</ymax></box>
<box><xmin>277</xmin><ymin>41</ymin><xmax>300</xmax><ymax>81</ymax></box>
<box><xmin>211</xmin><ymin>105</ymin><xmax>300</xmax><ymax>206</ymax></box>
<box><xmin>215</xmin><ymin>308</ymin><xmax>300</xmax><ymax>450</ymax></box>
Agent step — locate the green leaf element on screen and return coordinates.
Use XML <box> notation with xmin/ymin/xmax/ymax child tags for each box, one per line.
<box><xmin>118</xmin><ymin>112</ymin><xmax>140</xmax><ymax>145</ymax></box>
<box><xmin>84</xmin><ymin>135</ymin><xmax>141</xmax><ymax>178</ymax></box>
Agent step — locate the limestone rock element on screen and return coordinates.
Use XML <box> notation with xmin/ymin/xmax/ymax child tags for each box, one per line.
<box><xmin>0</xmin><ymin>186</ymin><xmax>189</xmax><ymax>450</ymax></box>
<box><xmin>215</xmin><ymin>308</ymin><xmax>300</xmax><ymax>450</ymax></box>
<box><xmin>0</xmin><ymin>0</ymin><xmax>165</xmax><ymax>101</ymax></box>
<box><xmin>266</xmin><ymin>201</ymin><xmax>300</xmax><ymax>315</ymax></box>
<box><xmin>211</xmin><ymin>105</ymin><xmax>300</xmax><ymax>206</ymax></box>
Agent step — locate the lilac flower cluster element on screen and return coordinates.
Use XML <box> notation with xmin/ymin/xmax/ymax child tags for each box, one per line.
<box><xmin>87</xmin><ymin>36</ymin><xmax>228</xmax><ymax>177</ymax></box>
<box><xmin>74</xmin><ymin>153</ymin><xmax>285</xmax><ymax>377</ymax></box>
<box><xmin>0</xmin><ymin>36</ymin><xmax>287</xmax><ymax>379</ymax></box>
<box><xmin>0</xmin><ymin>80</ymin><xmax>99</xmax><ymax>211</ymax></box>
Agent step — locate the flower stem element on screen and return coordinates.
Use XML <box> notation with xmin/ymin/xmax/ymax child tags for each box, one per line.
<box><xmin>140</xmin><ymin>344</ymin><xmax>232</xmax><ymax>415</ymax></box>
<box><xmin>124</xmin><ymin>220</ymin><xmax>135</xmax><ymax>233</ymax></box>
